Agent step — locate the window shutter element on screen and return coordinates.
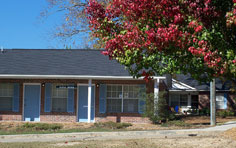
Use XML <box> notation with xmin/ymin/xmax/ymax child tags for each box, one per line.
<box><xmin>67</xmin><ymin>84</ymin><xmax>74</xmax><ymax>113</ymax></box>
<box><xmin>224</xmin><ymin>93</ymin><xmax>228</xmax><ymax>109</ymax></box>
<box><xmin>138</xmin><ymin>84</ymin><xmax>146</xmax><ymax>114</ymax></box>
<box><xmin>99</xmin><ymin>84</ymin><xmax>106</xmax><ymax>113</ymax></box>
<box><xmin>44</xmin><ymin>83</ymin><xmax>52</xmax><ymax>112</ymax></box>
<box><xmin>12</xmin><ymin>83</ymin><xmax>20</xmax><ymax>112</ymax></box>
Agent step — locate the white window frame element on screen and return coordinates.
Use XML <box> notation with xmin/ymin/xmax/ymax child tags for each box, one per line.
<box><xmin>180</xmin><ymin>94</ymin><xmax>188</xmax><ymax>107</ymax></box>
<box><xmin>107</xmin><ymin>84</ymin><xmax>123</xmax><ymax>113</ymax></box>
<box><xmin>0</xmin><ymin>83</ymin><xmax>14</xmax><ymax>111</ymax></box>
<box><xmin>216</xmin><ymin>94</ymin><xmax>225</xmax><ymax>109</ymax></box>
<box><xmin>106</xmin><ymin>84</ymin><xmax>143</xmax><ymax>113</ymax></box>
<box><xmin>169</xmin><ymin>94</ymin><xmax>189</xmax><ymax>108</ymax></box>
<box><xmin>51</xmin><ymin>83</ymin><xmax>68</xmax><ymax>112</ymax></box>
<box><xmin>123</xmin><ymin>85</ymin><xmax>140</xmax><ymax>113</ymax></box>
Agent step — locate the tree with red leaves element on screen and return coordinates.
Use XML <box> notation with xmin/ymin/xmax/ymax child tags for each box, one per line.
<box><xmin>86</xmin><ymin>0</ymin><xmax>236</xmax><ymax>83</ymax></box>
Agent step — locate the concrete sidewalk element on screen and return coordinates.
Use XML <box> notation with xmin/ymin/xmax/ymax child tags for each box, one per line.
<box><xmin>0</xmin><ymin>121</ymin><xmax>236</xmax><ymax>143</ymax></box>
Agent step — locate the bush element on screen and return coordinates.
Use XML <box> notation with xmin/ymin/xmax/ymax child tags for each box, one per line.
<box><xmin>217</xmin><ymin>111</ymin><xmax>227</xmax><ymax>118</ymax></box>
<box><xmin>157</xmin><ymin>92</ymin><xmax>176</xmax><ymax>122</ymax></box>
<box><xmin>187</xmin><ymin>108</ymin><xmax>199</xmax><ymax>115</ymax></box>
<box><xmin>217</xmin><ymin>110</ymin><xmax>235</xmax><ymax>118</ymax></box>
<box><xmin>94</xmin><ymin>122</ymin><xmax>132</xmax><ymax>129</ymax></box>
<box><xmin>22</xmin><ymin>123</ymin><xmax>63</xmax><ymax>131</ymax></box>
<box><xmin>199</xmin><ymin>108</ymin><xmax>210</xmax><ymax>116</ymax></box>
<box><xmin>228</xmin><ymin>111</ymin><xmax>235</xmax><ymax>116</ymax></box>
<box><xmin>161</xmin><ymin>120</ymin><xmax>190</xmax><ymax>127</ymax></box>
<box><xmin>143</xmin><ymin>92</ymin><xmax>176</xmax><ymax>124</ymax></box>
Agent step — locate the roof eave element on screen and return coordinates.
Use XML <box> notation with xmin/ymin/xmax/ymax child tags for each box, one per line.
<box><xmin>0</xmin><ymin>74</ymin><xmax>165</xmax><ymax>80</ymax></box>
<box><xmin>169</xmin><ymin>89</ymin><xmax>231</xmax><ymax>92</ymax></box>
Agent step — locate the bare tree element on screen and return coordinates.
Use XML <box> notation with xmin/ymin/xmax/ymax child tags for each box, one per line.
<box><xmin>40</xmin><ymin>0</ymin><xmax>108</xmax><ymax>49</ymax></box>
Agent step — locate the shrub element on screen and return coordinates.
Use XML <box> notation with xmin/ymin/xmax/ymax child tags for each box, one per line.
<box><xmin>217</xmin><ymin>111</ymin><xmax>227</xmax><ymax>118</ymax></box>
<box><xmin>228</xmin><ymin>111</ymin><xmax>235</xmax><ymax>116</ymax></box>
<box><xmin>187</xmin><ymin>108</ymin><xmax>199</xmax><ymax>115</ymax></box>
<box><xmin>143</xmin><ymin>92</ymin><xmax>176</xmax><ymax>124</ymax></box>
<box><xmin>199</xmin><ymin>108</ymin><xmax>210</xmax><ymax>116</ymax></box>
<box><xmin>94</xmin><ymin>122</ymin><xmax>132</xmax><ymax>129</ymax></box>
<box><xmin>161</xmin><ymin>120</ymin><xmax>190</xmax><ymax>127</ymax></box>
<box><xmin>22</xmin><ymin>123</ymin><xmax>63</xmax><ymax>131</ymax></box>
<box><xmin>157</xmin><ymin>92</ymin><xmax>176</xmax><ymax>122</ymax></box>
<box><xmin>217</xmin><ymin>110</ymin><xmax>235</xmax><ymax>118</ymax></box>
<box><xmin>22</xmin><ymin>123</ymin><xmax>35</xmax><ymax>128</ymax></box>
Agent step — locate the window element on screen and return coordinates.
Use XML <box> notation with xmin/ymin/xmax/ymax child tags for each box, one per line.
<box><xmin>191</xmin><ymin>95</ymin><xmax>198</xmax><ymax>108</ymax></box>
<box><xmin>170</xmin><ymin>94</ymin><xmax>188</xmax><ymax>107</ymax></box>
<box><xmin>180</xmin><ymin>94</ymin><xmax>188</xmax><ymax>106</ymax></box>
<box><xmin>107</xmin><ymin>85</ymin><xmax>122</xmax><ymax>113</ymax></box>
<box><xmin>123</xmin><ymin>85</ymin><xmax>139</xmax><ymax>113</ymax></box>
<box><xmin>216</xmin><ymin>94</ymin><xmax>225</xmax><ymax>109</ymax></box>
<box><xmin>170</xmin><ymin>95</ymin><xmax>179</xmax><ymax>107</ymax></box>
<box><xmin>0</xmin><ymin>83</ymin><xmax>13</xmax><ymax>111</ymax></box>
<box><xmin>51</xmin><ymin>83</ymin><xmax>68</xmax><ymax>112</ymax></box>
<box><xmin>106</xmin><ymin>85</ymin><xmax>143</xmax><ymax>113</ymax></box>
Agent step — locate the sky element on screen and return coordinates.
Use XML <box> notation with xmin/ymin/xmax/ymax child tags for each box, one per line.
<box><xmin>0</xmin><ymin>0</ymin><xmax>72</xmax><ymax>49</ymax></box>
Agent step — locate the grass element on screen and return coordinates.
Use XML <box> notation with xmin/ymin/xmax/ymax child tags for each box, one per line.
<box><xmin>0</xmin><ymin>122</ymin><xmax>132</xmax><ymax>135</ymax></box>
<box><xmin>94</xmin><ymin>121</ymin><xmax>132</xmax><ymax>129</ymax></box>
<box><xmin>0</xmin><ymin>119</ymin><xmax>198</xmax><ymax>135</ymax></box>
<box><xmin>0</xmin><ymin>116</ymin><xmax>235</xmax><ymax>135</ymax></box>
<box><xmin>1</xmin><ymin>135</ymin><xmax>236</xmax><ymax>148</ymax></box>
<box><xmin>161</xmin><ymin>120</ymin><xmax>191</xmax><ymax>127</ymax></box>
<box><xmin>22</xmin><ymin>123</ymin><xmax>63</xmax><ymax>130</ymax></box>
<box><xmin>0</xmin><ymin>128</ymin><xmax>110</xmax><ymax>135</ymax></box>
<box><xmin>0</xmin><ymin>139</ymin><xmax>162</xmax><ymax>148</ymax></box>
<box><xmin>223</xmin><ymin>128</ymin><xmax>236</xmax><ymax>140</ymax></box>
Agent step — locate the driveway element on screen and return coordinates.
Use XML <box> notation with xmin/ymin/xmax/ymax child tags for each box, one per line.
<box><xmin>0</xmin><ymin>121</ymin><xmax>236</xmax><ymax>143</ymax></box>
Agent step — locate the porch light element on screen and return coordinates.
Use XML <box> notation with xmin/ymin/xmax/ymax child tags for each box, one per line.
<box><xmin>96</xmin><ymin>83</ymin><xmax>100</xmax><ymax>87</ymax></box>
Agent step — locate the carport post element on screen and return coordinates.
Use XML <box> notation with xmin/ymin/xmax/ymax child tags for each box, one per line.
<box><xmin>88</xmin><ymin>79</ymin><xmax>92</xmax><ymax>123</ymax></box>
<box><xmin>154</xmin><ymin>78</ymin><xmax>159</xmax><ymax>115</ymax></box>
<box><xmin>210</xmin><ymin>78</ymin><xmax>216</xmax><ymax>126</ymax></box>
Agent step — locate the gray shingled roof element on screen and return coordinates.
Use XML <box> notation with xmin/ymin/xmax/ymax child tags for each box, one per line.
<box><xmin>175</xmin><ymin>74</ymin><xmax>233</xmax><ymax>91</ymax></box>
<box><xmin>0</xmin><ymin>49</ymin><xmax>130</xmax><ymax>76</ymax></box>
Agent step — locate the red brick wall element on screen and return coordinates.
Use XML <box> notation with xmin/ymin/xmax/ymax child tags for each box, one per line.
<box><xmin>40</xmin><ymin>115</ymin><xmax>76</xmax><ymax>122</ymax></box>
<box><xmin>0</xmin><ymin>115</ymin><xmax>22</xmax><ymax>121</ymax></box>
<box><xmin>94</xmin><ymin>80</ymin><xmax>149</xmax><ymax>120</ymax></box>
<box><xmin>0</xmin><ymin>78</ymin><xmax>154</xmax><ymax>123</ymax></box>
<box><xmin>199</xmin><ymin>92</ymin><xmax>210</xmax><ymax>109</ymax></box>
<box><xmin>198</xmin><ymin>91</ymin><xmax>236</xmax><ymax>110</ymax></box>
<box><xmin>96</xmin><ymin>116</ymin><xmax>151</xmax><ymax>123</ymax></box>
<box><xmin>159</xmin><ymin>80</ymin><xmax>168</xmax><ymax>91</ymax></box>
<box><xmin>228</xmin><ymin>93</ymin><xmax>236</xmax><ymax>110</ymax></box>
<box><xmin>94</xmin><ymin>80</ymin><xmax>164</xmax><ymax>123</ymax></box>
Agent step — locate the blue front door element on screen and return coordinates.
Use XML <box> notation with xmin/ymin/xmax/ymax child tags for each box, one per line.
<box><xmin>78</xmin><ymin>86</ymin><xmax>95</xmax><ymax>122</ymax></box>
<box><xmin>24</xmin><ymin>85</ymin><xmax>41</xmax><ymax>121</ymax></box>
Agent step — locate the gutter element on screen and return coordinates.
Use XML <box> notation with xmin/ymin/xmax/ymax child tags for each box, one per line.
<box><xmin>0</xmin><ymin>75</ymin><xmax>166</xmax><ymax>80</ymax></box>
<box><xmin>169</xmin><ymin>89</ymin><xmax>231</xmax><ymax>92</ymax></box>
